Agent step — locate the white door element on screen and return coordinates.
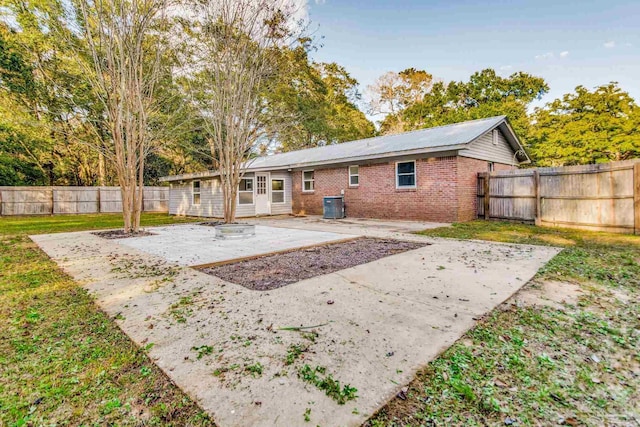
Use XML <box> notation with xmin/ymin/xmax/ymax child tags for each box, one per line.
<box><xmin>255</xmin><ymin>173</ymin><xmax>270</xmax><ymax>215</ymax></box>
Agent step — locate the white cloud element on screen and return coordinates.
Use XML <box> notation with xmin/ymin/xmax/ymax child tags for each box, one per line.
<box><xmin>499</xmin><ymin>65</ymin><xmax>513</xmax><ymax>71</ymax></box>
<box><xmin>604</xmin><ymin>41</ymin><xmax>616</xmax><ymax>48</ymax></box>
<box><xmin>559</xmin><ymin>51</ymin><xmax>569</xmax><ymax>57</ymax></box>
<box><xmin>624</xmin><ymin>42</ymin><xmax>633</xmax><ymax>47</ymax></box>
<box><xmin>534</xmin><ymin>52</ymin><xmax>554</xmax><ymax>60</ymax></box>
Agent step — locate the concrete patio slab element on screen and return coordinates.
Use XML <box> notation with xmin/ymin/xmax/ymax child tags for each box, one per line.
<box><xmin>32</xmin><ymin>221</ymin><xmax>560</xmax><ymax>427</ymax></box>
<box><xmin>116</xmin><ymin>224</ymin><xmax>357</xmax><ymax>266</ymax></box>
<box><xmin>245</xmin><ymin>215</ymin><xmax>449</xmax><ymax>238</ymax></box>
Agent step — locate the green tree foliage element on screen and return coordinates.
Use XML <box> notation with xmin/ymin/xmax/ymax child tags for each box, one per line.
<box><xmin>0</xmin><ymin>0</ymin><xmax>209</xmax><ymax>186</ymax></box>
<box><xmin>0</xmin><ymin>2</ymin><xmax>373</xmax><ymax>185</ymax></box>
<box><xmin>386</xmin><ymin>69</ymin><xmax>548</xmax><ymax>139</ymax></box>
<box><xmin>265</xmin><ymin>43</ymin><xmax>375</xmax><ymax>151</ymax></box>
<box><xmin>367</xmin><ymin>68</ymin><xmax>434</xmax><ymax>134</ymax></box>
<box><xmin>529</xmin><ymin>83</ymin><xmax>640</xmax><ymax>166</ymax></box>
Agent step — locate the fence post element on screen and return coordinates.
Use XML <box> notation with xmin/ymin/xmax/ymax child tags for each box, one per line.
<box><xmin>534</xmin><ymin>170</ymin><xmax>541</xmax><ymax>227</ymax></box>
<box><xmin>634</xmin><ymin>163</ymin><xmax>640</xmax><ymax>235</ymax></box>
<box><xmin>50</xmin><ymin>187</ymin><xmax>55</xmax><ymax>215</ymax></box>
<box><xmin>97</xmin><ymin>186</ymin><xmax>102</xmax><ymax>213</ymax></box>
<box><xmin>483</xmin><ymin>173</ymin><xmax>491</xmax><ymax>220</ymax></box>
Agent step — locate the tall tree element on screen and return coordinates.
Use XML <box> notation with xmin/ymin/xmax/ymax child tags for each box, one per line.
<box><xmin>187</xmin><ymin>0</ymin><xmax>307</xmax><ymax>223</ymax></box>
<box><xmin>70</xmin><ymin>0</ymin><xmax>174</xmax><ymax>232</ymax></box>
<box><xmin>366</xmin><ymin>68</ymin><xmax>434</xmax><ymax>134</ymax></box>
<box><xmin>265</xmin><ymin>46</ymin><xmax>375</xmax><ymax>151</ymax></box>
<box><xmin>387</xmin><ymin>69</ymin><xmax>548</xmax><ymax>139</ymax></box>
<box><xmin>0</xmin><ymin>3</ymin><xmax>106</xmax><ymax>186</ymax></box>
<box><xmin>529</xmin><ymin>83</ymin><xmax>640</xmax><ymax>166</ymax></box>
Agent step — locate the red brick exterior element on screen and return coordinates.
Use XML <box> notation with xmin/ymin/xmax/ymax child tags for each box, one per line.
<box><xmin>291</xmin><ymin>156</ymin><xmax>514</xmax><ymax>222</ymax></box>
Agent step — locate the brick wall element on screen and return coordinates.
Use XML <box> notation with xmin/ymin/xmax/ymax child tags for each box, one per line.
<box><xmin>291</xmin><ymin>156</ymin><xmax>514</xmax><ymax>222</ymax></box>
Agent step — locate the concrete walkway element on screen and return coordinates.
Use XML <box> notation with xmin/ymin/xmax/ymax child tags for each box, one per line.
<box><xmin>32</xmin><ymin>220</ymin><xmax>560</xmax><ymax>427</ymax></box>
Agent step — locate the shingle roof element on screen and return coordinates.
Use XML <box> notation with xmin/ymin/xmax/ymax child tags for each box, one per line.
<box><xmin>161</xmin><ymin>115</ymin><xmax>522</xmax><ymax>182</ymax></box>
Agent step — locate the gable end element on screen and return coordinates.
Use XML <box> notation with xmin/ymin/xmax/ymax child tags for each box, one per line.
<box><xmin>458</xmin><ymin>127</ymin><xmax>524</xmax><ymax>165</ymax></box>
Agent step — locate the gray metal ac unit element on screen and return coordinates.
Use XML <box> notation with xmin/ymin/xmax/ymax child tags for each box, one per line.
<box><xmin>323</xmin><ymin>196</ymin><xmax>345</xmax><ymax>219</ymax></box>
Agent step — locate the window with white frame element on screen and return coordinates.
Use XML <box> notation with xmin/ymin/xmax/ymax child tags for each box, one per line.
<box><xmin>271</xmin><ymin>179</ymin><xmax>285</xmax><ymax>203</ymax></box>
<box><xmin>302</xmin><ymin>170</ymin><xmax>314</xmax><ymax>192</ymax></box>
<box><xmin>192</xmin><ymin>180</ymin><xmax>201</xmax><ymax>205</ymax></box>
<box><xmin>238</xmin><ymin>177</ymin><xmax>254</xmax><ymax>205</ymax></box>
<box><xmin>349</xmin><ymin>165</ymin><xmax>359</xmax><ymax>186</ymax></box>
<box><xmin>396</xmin><ymin>161</ymin><xmax>416</xmax><ymax>188</ymax></box>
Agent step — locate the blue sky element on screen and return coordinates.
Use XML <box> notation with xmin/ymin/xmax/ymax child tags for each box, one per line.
<box><xmin>305</xmin><ymin>0</ymin><xmax>640</xmax><ymax>116</ymax></box>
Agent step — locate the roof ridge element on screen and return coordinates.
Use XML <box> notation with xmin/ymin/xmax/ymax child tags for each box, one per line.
<box><xmin>266</xmin><ymin>115</ymin><xmax>506</xmax><ymax>158</ymax></box>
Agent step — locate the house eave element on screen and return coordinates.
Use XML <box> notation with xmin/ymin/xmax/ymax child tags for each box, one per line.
<box><xmin>159</xmin><ymin>144</ymin><xmax>469</xmax><ymax>182</ymax></box>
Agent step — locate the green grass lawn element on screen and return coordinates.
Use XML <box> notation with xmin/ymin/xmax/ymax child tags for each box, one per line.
<box><xmin>0</xmin><ymin>213</ymin><xmax>212</xmax><ymax>427</ymax></box>
<box><xmin>2</xmin><ymin>215</ymin><xmax>639</xmax><ymax>426</ymax></box>
<box><xmin>368</xmin><ymin>221</ymin><xmax>640</xmax><ymax>426</ymax></box>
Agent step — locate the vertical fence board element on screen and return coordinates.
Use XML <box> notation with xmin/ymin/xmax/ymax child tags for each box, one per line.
<box><xmin>478</xmin><ymin>159</ymin><xmax>639</xmax><ymax>234</ymax></box>
<box><xmin>635</xmin><ymin>163</ymin><xmax>640</xmax><ymax>235</ymax></box>
<box><xmin>0</xmin><ymin>186</ymin><xmax>168</xmax><ymax>215</ymax></box>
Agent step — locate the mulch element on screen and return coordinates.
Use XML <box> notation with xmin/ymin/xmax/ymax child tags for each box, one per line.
<box><xmin>199</xmin><ymin>237</ymin><xmax>429</xmax><ymax>291</ymax></box>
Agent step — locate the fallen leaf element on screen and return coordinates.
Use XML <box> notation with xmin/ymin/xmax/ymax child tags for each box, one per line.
<box><xmin>494</xmin><ymin>378</ymin><xmax>508</xmax><ymax>388</ymax></box>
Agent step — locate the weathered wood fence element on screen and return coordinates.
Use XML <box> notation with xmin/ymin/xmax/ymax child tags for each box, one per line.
<box><xmin>478</xmin><ymin>159</ymin><xmax>640</xmax><ymax>234</ymax></box>
<box><xmin>0</xmin><ymin>186</ymin><xmax>169</xmax><ymax>216</ymax></box>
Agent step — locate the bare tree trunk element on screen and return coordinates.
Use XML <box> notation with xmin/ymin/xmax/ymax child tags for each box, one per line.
<box><xmin>188</xmin><ymin>0</ymin><xmax>306</xmax><ymax>223</ymax></box>
<box><xmin>72</xmin><ymin>0</ymin><xmax>170</xmax><ymax>233</ymax></box>
<box><xmin>98</xmin><ymin>151</ymin><xmax>106</xmax><ymax>186</ymax></box>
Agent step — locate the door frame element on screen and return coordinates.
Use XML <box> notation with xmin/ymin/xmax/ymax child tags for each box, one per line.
<box><xmin>254</xmin><ymin>172</ymin><xmax>271</xmax><ymax>215</ymax></box>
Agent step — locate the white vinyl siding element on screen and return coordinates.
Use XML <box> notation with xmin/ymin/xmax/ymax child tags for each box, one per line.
<box><xmin>168</xmin><ymin>171</ymin><xmax>292</xmax><ymax>218</ymax></box>
<box><xmin>459</xmin><ymin>128</ymin><xmax>519</xmax><ymax>165</ymax></box>
<box><xmin>169</xmin><ymin>178</ymin><xmax>223</xmax><ymax>217</ymax></box>
<box><xmin>270</xmin><ymin>171</ymin><xmax>293</xmax><ymax>215</ymax></box>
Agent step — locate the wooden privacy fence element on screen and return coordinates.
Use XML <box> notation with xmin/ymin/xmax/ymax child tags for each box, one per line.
<box><xmin>0</xmin><ymin>186</ymin><xmax>169</xmax><ymax>216</ymax></box>
<box><xmin>478</xmin><ymin>159</ymin><xmax>640</xmax><ymax>234</ymax></box>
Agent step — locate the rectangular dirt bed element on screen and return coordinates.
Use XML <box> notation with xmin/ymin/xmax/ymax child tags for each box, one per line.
<box><xmin>199</xmin><ymin>237</ymin><xmax>429</xmax><ymax>290</ymax></box>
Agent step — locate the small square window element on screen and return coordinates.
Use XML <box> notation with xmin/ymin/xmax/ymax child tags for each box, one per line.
<box><xmin>396</xmin><ymin>161</ymin><xmax>416</xmax><ymax>188</ymax></box>
<box><xmin>238</xmin><ymin>178</ymin><xmax>254</xmax><ymax>205</ymax></box>
<box><xmin>303</xmin><ymin>170</ymin><xmax>314</xmax><ymax>192</ymax></box>
<box><xmin>271</xmin><ymin>179</ymin><xmax>285</xmax><ymax>203</ymax></box>
<box><xmin>239</xmin><ymin>178</ymin><xmax>253</xmax><ymax>192</ymax></box>
<box><xmin>349</xmin><ymin>165</ymin><xmax>359</xmax><ymax>186</ymax></box>
<box><xmin>192</xmin><ymin>180</ymin><xmax>201</xmax><ymax>205</ymax></box>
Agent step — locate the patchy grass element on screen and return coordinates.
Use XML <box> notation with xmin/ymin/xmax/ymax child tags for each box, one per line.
<box><xmin>298</xmin><ymin>364</ymin><xmax>358</xmax><ymax>405</ymax></box>
<box><xmin>0</xmin><ymin>212</ymin><xmax>197</xmax><ymax>236</ymax></box>
<box><xmin>0</xmin><ymin>213</ymin><xmax>213</xmax><ymax>426</ymax></box>
<box><xmin>285</xmin><ymin>343</ymin><xmax>309</xmax><ymax>365</ymax></box>
<box><xmin>367</xmin><ymin>221</ymin><xmax>640</xmax><ymax>426</ymax></box>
